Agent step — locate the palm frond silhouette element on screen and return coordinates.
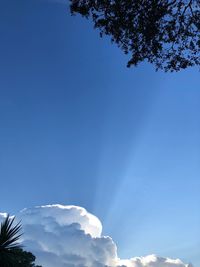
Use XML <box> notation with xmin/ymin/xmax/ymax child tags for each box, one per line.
<box><xmin>0</xmin><ymin>215</ymin><xmax>22</xmax><ymax>267</ymax></box>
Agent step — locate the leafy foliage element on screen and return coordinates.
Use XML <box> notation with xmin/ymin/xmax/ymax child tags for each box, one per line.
<box><xmin>0</xmin><ymin>215</ymin><xmax>22</xmax><ymax>267</ymax></box>
<box><xmin>11</xmin><ymin>248</ymin><xmax>42</xmax><ymax>267</ymax></box>
<box><xmin>70</xmin><ymin>0</ymin><xmax>200</xmax><ymax>71</ymax></box>
<box><xmin>0</xmin><ymin>215</ymin><xmax>42</xmax><ymax>267</ymax></box>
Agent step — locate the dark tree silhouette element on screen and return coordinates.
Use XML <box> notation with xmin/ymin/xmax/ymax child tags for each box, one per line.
<box><xmin>70</xmin><ymin>0</ymin><xmax>200</xmax><ymax>71</ymax></box>
<box><xmin>0</xmin><ymin>215</ymin><xmax>42</xmax><ymax>267</ymax></box>
<box><xmin>11</xmin><ymin>249</ymin><xmax>42</xmax><ymax>267</ymax></box>
<box><xmin>0</xmin><ymin>215</ymin><xmax>22</xmax><ymax>267</ymax></box>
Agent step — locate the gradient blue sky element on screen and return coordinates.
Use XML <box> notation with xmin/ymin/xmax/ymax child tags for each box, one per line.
<box><xmin>0</xmin><ymin>0</ymin><xmax>200</xmax><ymax>266</ymax></box>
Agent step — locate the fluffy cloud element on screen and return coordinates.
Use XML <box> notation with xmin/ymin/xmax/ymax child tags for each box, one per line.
<box><xmin>119</xmin><ymin>255</ymin><xmax>192</xmax><ymax>267</ymax></box>
<box><xmin>0</xmin><ymin>205</ymin><xmax>192</xmax><ymax>267</ymax></box>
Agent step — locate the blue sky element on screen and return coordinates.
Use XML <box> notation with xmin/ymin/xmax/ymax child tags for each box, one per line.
<box><xmin>0</xmin><ymin>0</ymin><xmax>200</xmax><ymax>266</ymax></box>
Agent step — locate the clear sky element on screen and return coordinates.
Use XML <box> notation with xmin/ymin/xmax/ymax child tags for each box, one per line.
<box><xmin>0</xmin><ymin>0</ymin><xmax>200</xmax><ymax>266</ymax></box>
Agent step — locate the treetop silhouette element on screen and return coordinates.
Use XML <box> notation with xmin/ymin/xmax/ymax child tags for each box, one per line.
<box><xmin>70</xmin><ymin>0</ymin><xmax>200</xmax><ymax>71</ymax></box>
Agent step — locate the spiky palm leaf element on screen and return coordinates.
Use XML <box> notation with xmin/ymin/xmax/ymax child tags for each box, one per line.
<box><xmin>0</xmin><ymin>215</ymin><xmax>22</xmax><ymax>267</ymax></box>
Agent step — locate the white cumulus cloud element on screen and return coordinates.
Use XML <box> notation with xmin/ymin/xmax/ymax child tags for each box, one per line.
<box><xmin>0</xmin><ymin>205</ymin><xmax>192</xmax><ymax>267</ymax></box>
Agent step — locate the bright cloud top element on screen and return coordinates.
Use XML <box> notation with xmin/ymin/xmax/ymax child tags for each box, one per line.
<box><xmin>20</xmin><ymin>204</ymin><xmax>102</xmax><ymax>238</ymax></box>
<box><xmin>0</xmin><ymin>205</ymin><xmax>192</xmax><ymax>267</ymax></box>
